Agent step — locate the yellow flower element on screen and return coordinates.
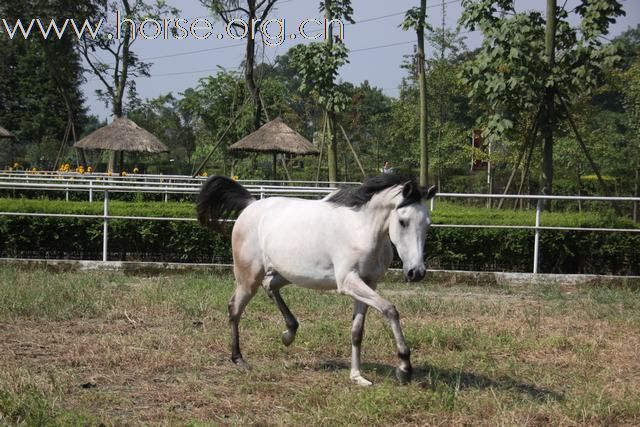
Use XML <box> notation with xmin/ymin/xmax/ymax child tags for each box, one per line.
<box><xmin>107</xmin><ymin>171</ymin><xmax>112</xmax><ymax>176</ymax></box>
<box><xmin>133</xmin><ymin>167</ymin><xmax>139</xmax><ymax>174</ymax></box>
<box><xmin>232</xmin><ymin>175</ymin><xmax>239</xmax><ymax>181</ymax></box>
<box><xmin>121</xmin><ymin>171</ymin><xmax>127</xmax><ymax>176</ymax></box>
<box><xmin>13</xmin><ymin>162</ymin><xmax>20</xmax><ymax>169</ymax></box>
<box><xmin>201</xmin><ymin>171</ymin><xmax>208</xmax><ymax>177</ymax></box>
<box><xmin>87</xmin><ymin>166</ymin><xmax>93</xmax><ymax>173</ymax></box>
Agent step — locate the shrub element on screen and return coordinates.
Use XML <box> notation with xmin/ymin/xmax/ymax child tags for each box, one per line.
<box><xmin>0</xmin><ymin>198</ymin><xmax>637</xmax><ymax>274</ymax></box>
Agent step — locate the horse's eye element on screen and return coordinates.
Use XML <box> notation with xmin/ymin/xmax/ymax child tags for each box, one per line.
<box><xmin>399</xmin><ymin>220</ymin><xmax>407</xmax><ymax>228</ymax></box>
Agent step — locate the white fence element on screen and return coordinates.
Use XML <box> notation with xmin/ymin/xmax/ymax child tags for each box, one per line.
<box><xmin>0</xmin><ymin>172</ymin><xmax>639</xmax><ymax>274</ymax></box>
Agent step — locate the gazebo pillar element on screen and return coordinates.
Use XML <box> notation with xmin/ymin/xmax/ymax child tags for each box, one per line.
<box><xmin>273</xmin><ymin>153</ymin><xmax>277</xmax><ymax>180</ymax></box>
<box><xmin>107</xmin><ymin>151</ymin><xmax>116</xmax><ymax>174</ymax></box>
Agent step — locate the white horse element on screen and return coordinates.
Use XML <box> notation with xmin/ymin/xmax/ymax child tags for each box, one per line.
<box><xmin>197</xmin><ymin>174</ymin><xmax>436</xmax><ymax>385</ymax></box>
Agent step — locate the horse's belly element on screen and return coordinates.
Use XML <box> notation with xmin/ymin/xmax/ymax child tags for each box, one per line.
<box><xmin>267</xmin><ymin>256</ymin><xmax>337</xmax><ymax>290</ymax></box>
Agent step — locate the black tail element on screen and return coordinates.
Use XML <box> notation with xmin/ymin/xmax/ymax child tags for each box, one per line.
<box><xmin>197</xmin><ymin>176</ymin><xmax>256</xmax><ymax>231</ymax></box>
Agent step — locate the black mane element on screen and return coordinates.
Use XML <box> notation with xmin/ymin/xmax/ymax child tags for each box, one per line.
<box><xmin>327</xmin><ymin>174</ymin><xmax>416</xmax><ymax>208</ymax></box>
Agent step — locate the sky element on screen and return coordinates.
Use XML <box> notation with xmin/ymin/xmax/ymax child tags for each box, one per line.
<box><xmin>82</xmin><ymin>0</ymin><xmax>640</xmax><ymax>120</ymax></box>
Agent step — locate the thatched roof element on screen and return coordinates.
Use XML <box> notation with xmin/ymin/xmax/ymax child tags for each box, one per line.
<box><xmin>228</xmin><ymin>117</ymin><xmax>319</xmax><ymax>155</ymax></box>
<box><xmin>74</xmin><ymin>117</ymin><xmax>168</xmax><ymax>153</ymax></box>
<box><xmin>0</xmin><ymin>126</ymin><xmax>14</xmax><ymax>139</ymax></box>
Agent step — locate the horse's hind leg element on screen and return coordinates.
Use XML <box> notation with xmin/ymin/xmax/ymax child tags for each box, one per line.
<box><xmin>263</xmin><ymin>272</ymin><xmax>298</xmax><ymax>346</ymax></box>
<box><xmin>229</xmin><ymin>255</ymin><xmax>262</xmax><ymax>368</ymax></box>
<box><xmin>228</xmin><ymin>285</ymin><xmax>257</xmax><ymax>368</ymax></box>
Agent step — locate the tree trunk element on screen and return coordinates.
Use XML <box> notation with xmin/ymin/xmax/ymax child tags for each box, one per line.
<box><xmin>325</xmin><ymin>0</ymin><xmax>338</xmax><ymax>184</ymax></box>
<box><xmin>541</xmin><ymin>0</ymin><xmax>557</xmax><ymax>210</ymax></box>
<box><xmin>245</xmin><ymin>1</ymin><xmax>261</xmax><ymax>130</ymax></box>
<box><xmin>108</xmin><ymin>0</ymin><xmax>132</xmax><ymax>174</ymax></box>
<box><xmin>113</xmin><ymin>0</ymin><xmax>132</xmax><ymax>119</ymax></box>
<box><xmin>417</xmin><ymin>0</ymin><xmax>429</xmax><ymax>186</ymax></box>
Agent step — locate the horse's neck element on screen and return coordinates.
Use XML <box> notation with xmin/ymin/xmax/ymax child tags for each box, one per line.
<box><xmin>356</xmin><ymin>188</ymin><xmax>398</xmax><ymax>241</ymax></box>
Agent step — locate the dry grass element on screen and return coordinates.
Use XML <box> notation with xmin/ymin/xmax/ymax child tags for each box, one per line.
<box><xmin>0</xmin><ymin>266</ymin><xmax>639</xmax><ymax>426</ymax></box>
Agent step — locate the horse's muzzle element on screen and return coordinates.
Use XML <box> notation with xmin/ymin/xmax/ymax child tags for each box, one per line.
<box><xmin>405</xmin><ymin>267</ymin><xmax>426</xmax><ymax>282</ymax></box>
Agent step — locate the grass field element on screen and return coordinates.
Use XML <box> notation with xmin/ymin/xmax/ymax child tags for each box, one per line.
<box><xmin>1</xmin><ymin>267</ymin><xmax>639</xmax><ymax>426</ymax></box>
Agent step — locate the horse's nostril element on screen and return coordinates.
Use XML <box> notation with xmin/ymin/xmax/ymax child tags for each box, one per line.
<box><xmin>407</xmin><ymin>269</ymin><xmax>415</xmax><ymax>280</ymax></box>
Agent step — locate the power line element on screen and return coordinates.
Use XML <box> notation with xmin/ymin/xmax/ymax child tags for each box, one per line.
<box><xmin>349</xmin><ymin>0</ymin><xmax>461</xmax><ymax>26</ymax></box>
<box><xmin>140</xmin><ymin>0</ymin><xmax>463</xmax><ymax>62</ymax></box>
<box><xmin>142</xmin><ymin>43</ymin><xmax>243</xmax><ymax>61</ymax></box>
<box><xmin>351</xmin><ymin>40</ymin><xmax>414</xmax><ymax>53</ymax></box>
<box><xmin>147</xmin><ymin>39</ymin><xmax>419</xmax><ymax>78</ymax></box>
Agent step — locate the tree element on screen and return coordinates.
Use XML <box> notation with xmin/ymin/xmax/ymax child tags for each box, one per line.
<box><xmin>180</xmin><ymin>71</ymin><xmax>251</xmax><ymax>176</ymax></box>
<box><xmin>128</xmin><ymin>94</ymin><xmax>196</xmax><ymax>173</ymax></box>
<box><xmin>459</xmin><ymin>0</ymin><xmax>625</xmax><ymax>203</ymax></box>
<box><xmin>200</xmin><ymin>0</ymin><xmax>279</xmax><ymax>131</ymax></box>
<box><xmin>80</xmin><ymin>0</ymin><xmax>178</xmax><ymax>118</ymax></box>
<box><xmin>79</xmin><ymin>0</ymin><xmax>179</xmax><ymax>172</ymax></box>
<box><xmin>402</xmin><ymin>1</ymin><xmax>430</xmax><ymax>186</ymax></box>
<box><xmin>622</xmin><ymin>58</ymin><xmax>640</xmax><ymax>221</ymax></box>
<box><xmin>0</xmin><ymin>0</ymin><xmax>90</xmax><ymax>168</ymax></box>
<box><xmin>289</xmin><ymin>0</ymin><xmax>353</xmax><ymax>184</ymax></box>
<box><xmin>426</xmin><ymin>26</ymin><xmax>470</xmax><ymax>188</ymax></box>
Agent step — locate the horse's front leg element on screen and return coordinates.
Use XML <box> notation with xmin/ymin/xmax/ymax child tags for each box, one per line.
<box><xmin>350</xmin><ymin>301</ymin><xmax>371</xmax><ymax>386</ymax></box>
<box><xmin>339</xmin><ymin>272</ymin><xmax>412</xmax><ymax>384</ymax></box>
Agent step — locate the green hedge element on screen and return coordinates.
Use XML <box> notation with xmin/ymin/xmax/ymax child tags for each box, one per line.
<box><xmin>0</xmin><ymin>199</ymin><xmax>638</xmax><ymax>274</ymax></box>
<box><xmin>0</xmin><ymin>199</ymin><xmax>229</xmax><ymax>263</ymax></box>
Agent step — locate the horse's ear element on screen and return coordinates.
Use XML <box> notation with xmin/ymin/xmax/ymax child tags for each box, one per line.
<box><xmin>402</xmin><ymin>181</ymin><xmax>419</xmax><ymax>199</ymax></box>
<box><xmin>422</xmin><ymin>185</ymin><xmax>437</xmax><ymax>200</ymax></box>
<box><xmin>397</xmin><ymin>181</ymin><xmax>421</xmax><ymax>209</ymax></box>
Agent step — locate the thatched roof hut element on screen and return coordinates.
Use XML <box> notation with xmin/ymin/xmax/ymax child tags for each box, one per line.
<box><xmin>229</xmin><ymin>117</ymin><xmax>318</xmax><ymax>155</ymax></box>
<box><xmin>74</xmin><ymin>117</ymin><xmax>168</xmax><ymax>153</ymax></box>
<box><xmin>228</xmin><ymin>117</ymin><xmax>318</xmax><ymax>178</ymax></box>
<box><xmin>0</xmin><ymin>126</ymin><xmax>14</xmax><ymax>139</ymax></box>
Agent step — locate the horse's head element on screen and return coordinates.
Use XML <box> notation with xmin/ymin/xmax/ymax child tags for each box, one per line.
<box><xmin>388</xmin><ymin>181</ymin><xmax>436</xmax><ymax>282</ymax></box>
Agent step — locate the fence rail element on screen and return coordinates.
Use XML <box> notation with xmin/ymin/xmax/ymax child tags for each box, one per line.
<box><xmin>1</xmin><ymin>174</ymin><xmax>639</xmax><ymax>274</ymax></box>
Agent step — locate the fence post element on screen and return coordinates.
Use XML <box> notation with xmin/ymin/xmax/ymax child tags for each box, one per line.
<box><xmin>103</xmin><ymin>190</ymin><xmax>109</xmax><ymax>262</ymax></box>
<box><xmin>89</xmin><ymin>180</ymin><xmax>93</xmax><ymax>203</ymax></box>
<box><xmin>430</xmin><ymin>196</ymin><xmax>435</xmax><ymax>211</ymax></box>
<box><xmin>533</xmin><ymin>199</ymin><xmax>541</xmax><ymax>274</ymax></box>
<box><xmin>260</xmin><ymin>186</ymin><xmax>265</xmax><ymax>200</ymax></box>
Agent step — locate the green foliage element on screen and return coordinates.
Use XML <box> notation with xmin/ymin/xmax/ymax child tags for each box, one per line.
<box><xmin>0</xmin><ymin>0</ymin><xmax>89</xmax><ymax>168</ymax></box>
<box><xmin>428</xmin><ymin>202</ymin><xmax>639</xmax><ymax>274</ymax></box>
<box><xmin>622</xmin><ymin>58</ymin><xmax>640</xmax><ymax>143</ymax></box>
<box><xmin>0</xmin><ymin>199</ymin><xmax>637</xmax><ymax>274</ymax></box>
<box><xmin>401</xmin><ymin>6</ymin><xmax>432</xmax><ymax>33</ymax></box>
<box><xmin>0</xmin><ymin>199</ymin><xmax>230</xmax><ymax>263</ymax></box>
<box><xmin>80</xmin><ymin>0</ymin><xmax>180</xmax><ymax>117</ymax></box>
<box><xmin>289</xmin><ymin>42</ymin><xmax>351</xmax><ymax>113</ymax></box>
<box><xmin>459</xmin><ymin>0</ymin><xmax>625</xmax><ymax>143</ymax></box>
<box><xmin>319</xmin><ymin>0</ymin><xmax>355</xmax><ymax>24</ymax></box>
<box><xmin>128</xmin><ymin>93</ymin><xmax>197</xmax><ymax>174</ymax></box>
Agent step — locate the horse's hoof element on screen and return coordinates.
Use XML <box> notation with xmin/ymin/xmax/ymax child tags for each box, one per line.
<box><xmin>232</xmin><ymin>358</ymin><xmax>251</xmax><ymax>371</ymax></box>
<box><xmin>395</xmin><ymin>366</ymin><xmax>412</xmax><ymax>384</ymax></box>
<box><xmin>281</xmin><ymin>330</ymin><xmax>296</xmax><ymax>346</ymax></box>
<box><xmin>350</xmin><ymin>374</ymin><xmax>373</xmax><ymax>387</ymax></box>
